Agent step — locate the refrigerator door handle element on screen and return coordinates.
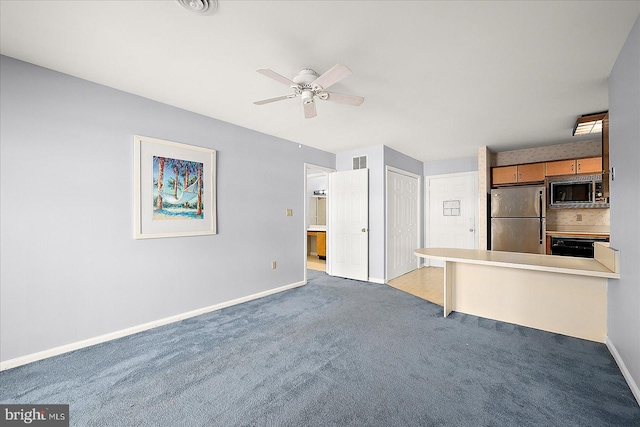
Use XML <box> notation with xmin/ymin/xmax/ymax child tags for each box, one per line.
<box><xmin>539</xmin><ymin>218</ymin><xmax>543</xmax><ymax>244</ymax></box>
<box><xmin>539</xmin><ymin>191</ymin><xmax>543</xmax><ymax>217</ymax></box>
<box><xmin>539</xmin><ymin>191</ymin><xmax>543</xmax><ymax>244</ymax></box>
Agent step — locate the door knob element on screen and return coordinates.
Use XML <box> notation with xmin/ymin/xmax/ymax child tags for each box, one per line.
<box><xmin>361</xmin><ymin>228</ymin><xmax>367</xmax><ymax>232</ymax></box>
<box><xmin>469</xmin><ymin>229</ymin><xmax>474</xmax><ymax>232</ymax></box>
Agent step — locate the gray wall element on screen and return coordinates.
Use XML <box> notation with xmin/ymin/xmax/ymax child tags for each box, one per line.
<box><xmin>608</xmin><ymin>16</ymin><xmax>640</xmax><ymax>398</ymax></box>
<box><xmin>0</xmin><ymin>56</ymin><xmax>335</xmax><ymax>362</ymax></box>
<box><xmin>384</xmin><ymin>146</ymin><xmax>425</xmax><ymax>177</ymax></box>
<box><xmin>424</xmin><ymin>156</ymin><xmax>477</xmax><ymax>176</ymax></box>
<box><xmin>336</xmin><ymin>145</ymin><xmax>424</xmax><ymax>282</ymax></box>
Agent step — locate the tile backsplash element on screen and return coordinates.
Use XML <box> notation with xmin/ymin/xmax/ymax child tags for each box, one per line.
<box><xmin>547</xmin><ymin>208</ymin><xmax>610</xmax><ymax>226</ymax></box>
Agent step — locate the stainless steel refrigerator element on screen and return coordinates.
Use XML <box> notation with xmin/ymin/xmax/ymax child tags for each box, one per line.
<box><xmin>490</xmin><ymin>185</ymin><xmax>546</xmax><ymax>254</ymax></box>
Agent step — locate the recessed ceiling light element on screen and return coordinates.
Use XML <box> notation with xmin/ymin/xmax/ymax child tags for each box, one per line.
<box><xmin>573</xmin><ymin>111</ymin><xmax>607</xmax><ymax>136</ymax></box>
<box><xmin>176</xmin><ymin>0</ymin><xmax>217</xmax><ymax>15</ymax></box>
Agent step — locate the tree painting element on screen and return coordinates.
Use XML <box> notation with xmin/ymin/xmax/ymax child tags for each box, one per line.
<box><xmin>155</xmin><ymin>157</ymin><xmax>165</xmax><ymax>210</ymax></box>
<box><xmin>153</xmin><ymin>156</ymin><xmax>204</xmax><ymax>220</ymax></box>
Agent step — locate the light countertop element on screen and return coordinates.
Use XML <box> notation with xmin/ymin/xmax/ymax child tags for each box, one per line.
<box><xmin>546</xmin><ymin>225</ymin><xmax>610</xmax><ymax>235</ymax></box>
<box><xmin>414</xmin><ymin>248</ymin><xmax>619</xmax><ymax>279</ymax></box>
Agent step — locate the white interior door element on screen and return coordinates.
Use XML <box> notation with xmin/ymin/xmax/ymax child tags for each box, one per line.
<box><xmin>386</xmin><ymin>168</ymin><xmax>420</xmax><ymax>281</ymax></box>
<box><xmin>328</xmin><ymin>169</ymin><xmax>369</xmax><ymax>281</ymax></box>
<box><xmin>427</xmin><ymin>172</ymin><xmax>478</xmax><ymax>267</ymax></box>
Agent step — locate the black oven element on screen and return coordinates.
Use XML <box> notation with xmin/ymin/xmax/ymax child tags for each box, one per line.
<box><xmin>550</xmin><ymin>236</ymin><xmax>609</xmax><ymax>258</ymax></box>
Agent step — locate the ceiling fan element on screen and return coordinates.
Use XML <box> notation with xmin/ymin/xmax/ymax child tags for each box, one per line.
<box><xmin>253</xmin><ymin>64</ymin><xmax>364</xmax><ymax>119</ymax></box>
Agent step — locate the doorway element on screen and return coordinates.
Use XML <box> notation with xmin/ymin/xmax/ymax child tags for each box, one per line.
<box><xmin>304</xmin><ymin>164</ymin><xmax>333</xmax><ymax>280</ymax></box>
<box><xmin>425</xmin><ymin>171</ymin><xmax>478</xmax><ymax>267</ymax></box>
<box><xmin>305</xmin><ymin>165</ymin><xmax>370</xmax><ymax>283</ymax></box>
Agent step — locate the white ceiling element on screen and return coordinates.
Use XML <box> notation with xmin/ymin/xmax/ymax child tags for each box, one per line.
<box><xmin>1</xmin><ymin>1</ymin><xmax>639</xmax><ymax>162</ymax></box>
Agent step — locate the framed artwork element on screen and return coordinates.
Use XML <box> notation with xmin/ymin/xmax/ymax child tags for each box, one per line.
<box><xmin>134</xmin><ymin>135</ymin><xmax>217</xmax><ymax>239</ymax></box>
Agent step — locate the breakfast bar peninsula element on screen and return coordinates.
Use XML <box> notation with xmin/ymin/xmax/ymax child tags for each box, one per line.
<box><xmin>414</xmin><ymin>245</ymin><xmax>619</xmax><ymax>343</ymax></box>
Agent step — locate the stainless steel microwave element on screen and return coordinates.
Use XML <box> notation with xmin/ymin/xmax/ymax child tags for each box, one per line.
<box><xmin>549</xmin><ymin>175</ymin><xmax>606</xmax><ymax>207</ymax></box>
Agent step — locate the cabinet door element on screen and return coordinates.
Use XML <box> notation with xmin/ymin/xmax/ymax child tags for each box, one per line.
<box><xmin>577</xmin><ymin>157</ymin><xmax>602</xmax><ymax>174</ymax></box>
<box><xmin>517</xmin><ymin>163</ymin><xmax>545</xmax><ymax>183</ymax></box>
<box><xmin>492</xmin><ymin>166</ymin><xmax>517</xmax><ymax>185</ymax></box>
<box><xmin>545</xmin><ymin>159</ymin><xmax>576</xmax><ymax>176</ymax></box>
<box><xmin>316</xmin><ymin>232</ymin><xmax>326</xmax><ymax>257</ymax></box>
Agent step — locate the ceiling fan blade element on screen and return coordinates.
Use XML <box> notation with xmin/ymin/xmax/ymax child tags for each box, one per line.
<box><xmin>303</xmin><ymin>100</ymin><xmax>317</xmax><ymax>119</ymax></box>
<box><xmin>322</xmin><ymin>91</ymin><xmax>365</xmax><ymax>106</ymax></box>
<box><xmin>256</xmin><ymin>69</ymin><xmax>298</xmax><ymax>87</ymax></box>
<box><xmin>311</xmin><ymin>64</ymin><xmax>352</xmax><ymax>90</ymax></box>
<box><xmin>253</xmin><ymin>94</ymin><xmax>297</xmax><ymax>105</ymax></box>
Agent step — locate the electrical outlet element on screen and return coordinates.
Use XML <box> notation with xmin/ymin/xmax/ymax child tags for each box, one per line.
<box><xmin>271</xmin><ymin>261</ymin><xmax>276</xmax><ymax>269</ymax></box>
<box><xmin>286</xmin><ymin>209</ymin><xmax>293</xmax><ymax>216</ymax></box>
<box><xmin>576</xmin><ymin>214</ymin><xmax>582</xmax><ymax>222</ymax></box>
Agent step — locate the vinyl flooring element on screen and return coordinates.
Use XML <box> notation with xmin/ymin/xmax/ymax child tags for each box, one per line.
<box><xmin>307</xmin><ymin>255</ymin><xmax>326</xmax><ymax>272</ymax></box>
<box><xmin>387</xmin><ymin>267</ymin><xmax>444</xmax><ymax>307</ymax></box>
<box><xmin>308</xmin><ymin>258</ymin><xmax>443</xmax><ymax>307</ymax></box>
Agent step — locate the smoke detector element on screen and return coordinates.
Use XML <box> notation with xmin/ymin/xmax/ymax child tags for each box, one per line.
<box><xmin>177</xmin><ymin>0</ymin><xmax>217</xmax><ymax>15</ymax></box>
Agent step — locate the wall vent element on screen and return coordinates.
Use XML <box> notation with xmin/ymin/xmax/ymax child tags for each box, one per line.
<box><xmin>352</xmin><ymin>155</ymin><xmax>367</xmax><ymax>170</ymax></box>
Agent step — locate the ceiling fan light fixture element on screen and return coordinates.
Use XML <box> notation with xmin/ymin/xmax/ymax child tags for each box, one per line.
<box><xmin>573</xmin><ymin>111</ymin><xmax>607</xmax><ymax>136</ymax></box>
<box><xmin>176</xmin><ymin>0</ymin><xmax>217</xmax><ymax>15</ymax></box>
<box><xmin>293</xmin><ymin>69</ymin><xmax>319</xmax><ymax>86</ymax></box>
<box><xmin>301</xmin><ymin>90</ymin><xmax>314</xmax><ymax>104</ymax></box>
<box><xmin>254</xmin><ymin>64</ymin><xmax>364</xmax><ymax>119</ymax></box>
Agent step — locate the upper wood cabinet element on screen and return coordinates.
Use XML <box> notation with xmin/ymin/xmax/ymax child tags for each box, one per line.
<box><xmin>492</xmin><ymin>166</ymin><xmax>517</xmax><ymax>185</ymax></box>
<box><xmin>577</xmin><ymin>157</ymin><xmax>603</xmax><ymax>174</ymax></box>
<box><xmin>492</xmin><ymin>156</ymin><xmax>603</xmax><ymax>186</ymax></box>
<box><xmin>545</xmin><ymin>157</ymin><xmax>602</xmax><ymax>176</ymax></box>
<box><xmin>517</xmin><ymin>163</ymin><xmax>545</xmax><ymax>183</ymax></box>
<box><xmin>492</xmin><ymin>163</ymin><xmax>544</xmax><ymax>185</ymax></box>
<box><xmin>545</xmin><ymin>159</ymin><xmax>576</xmax><ymax>176</ymax></box>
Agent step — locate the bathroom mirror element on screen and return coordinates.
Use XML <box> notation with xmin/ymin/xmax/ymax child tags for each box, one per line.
<box><xmin>310</xmin><ymin>196</ymin><xmax>327</xmax><ymax>226</ymax></box>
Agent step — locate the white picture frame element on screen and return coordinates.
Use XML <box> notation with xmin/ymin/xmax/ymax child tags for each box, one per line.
<box><xmin>133</xmin><ymin>135</ymin><xmax>217</xmax><ymax>239</ymax></box>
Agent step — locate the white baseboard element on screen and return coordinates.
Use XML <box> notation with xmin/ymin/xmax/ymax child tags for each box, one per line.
<box><xmin>606</xmin><ymin>336</ymin><xmax>640</xmax><ymax>406</ymax></box>
<box><xmin>0</xmin><ymin>280</ymin><xmax>305</xmax><ymax>372</ymax></box>
<box><xmin>369</xmin><ymin>277</ymin><xmax>385</xmax><ymax>284</ymax></box>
